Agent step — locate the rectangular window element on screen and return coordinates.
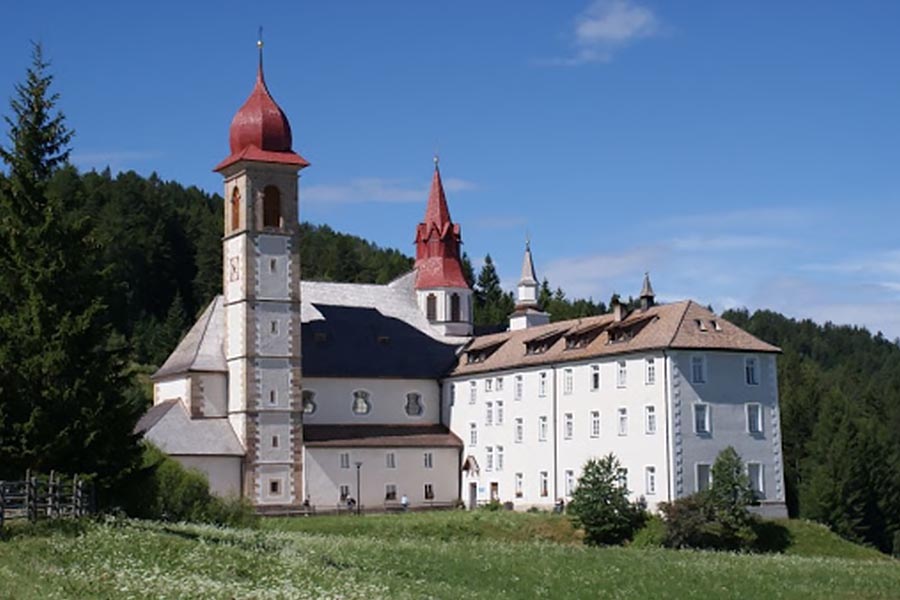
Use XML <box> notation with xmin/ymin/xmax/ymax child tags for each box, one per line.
<box><xmin>591</xmin><ymin>364</ymin><xmax>600</xmax><ymax>391</ymax></box>
<box><xmin>469</xmin><ymin>422</ymin><xmax>477</xmax><ymax>446</ymax></box>
<box><xmin>424</xmin><ymin>452</ymin><xmax>433</xmax><ymax>469</ymax></box>
<box><xmin>269</xmin><ymin>479</ymin><xmax>281</xmax><ymax>495</ymax></box>
<box><xmin>385</xmin><ymin>484</ymin><xmax>397</xmax><ymax>501</ymax></box>
<box><xmin>618</xmin><ymin>407</ymin><xmax>628</xmax><ymax>436</ymax></box>
<box><xmin>564</xmin><ymin>413</ymin><xmax>574</xmax><ymax>440</ymax></box>
<box><xmin>470</xmin><ymin>381</ymin><xmax>477</xmax><ymax>404</ymax></box>
<box><xmin>591</xmin><ymin>411</ymin><xmax>601</xmax><ymax>438</ymax></box>
<box><xmin>617</xmin><ymin>360</ymin><xmax>627</xmax><ymax>388</ymax></box>
<box><xmin>339</xmin><ymin>484</ymin><xmax>350</xmax><ymax>501</ymax></box>
<box><xmin>340</xmin><ymin>452</ymin><xmax>350</xmax><ymax>469</ymax></box>
<box><xmin>485</xmin><ymin>402</ymin><xmax>493</xmax><ymax>426</ymax></box>
<box><xmin>694</xmin><ymin>403</ymin><xmax>710</xmax><ymax>434</ymax></box>
<box><xmin>747</xmin><ymin>403</ymin><xmax>763</xmax><ymax>434</ymax></box>
<box><xmin>496</xmin><ymin>401</ymin><xmax>504</xmax><ymax>425</ymax></box>
<box><xmin>748</xmin><ymin>462</ymin><xmax>764</xmax><ymax>496</ymax></box>
<box><xmin>496</xmin><ymin>377</ymin><xmax>504</xmax><ymax>391</ymax></box>
<box><xmin>565</xmin><ymin>469</ymin><xmax>575</xmax><ymax>497</ymax></box>
<box><xmin>515</xmin><ymin>473</ymin><xmax>524</xmax><ymax>498</ymax></box>
<box><xmin>563</xmin><ymin>368</ymin><xmax>573</xmax><ymax>395</ymax></box>
<box><xmin>691</xmin><ymin>355</ymin><xmax>706</xmax><ymax>384</ymax></box>
<box><xmin>271</xmin><ymin>435</ymin><xmax>279</xmax><ymax>448</ymax></box>
<box><xmin>514</xmin><ymin>417</ymin><xmax>524</xmax><ymax>443</ymax></box>
<box><xmin>270</xmin><ymin>320</ymin><xmax>278</xmax><ymax>334</ymax></box>
<box><xmin>269</xmin><ymin>390</ymin><xmax>277</xmax><ymax>405</ymax></box>
<box><xmin>539</xmin><ymin>372</ymin><xmax>548</xmax><ymax>397</ymax></box>
<box><xmin>617</xmin><ymin>468</ymin><xmax>628</xmax><ymax>489</ymax></box>
<box><xmin>515</xmin><ymin>374</ymin><xmax>523</xmax><ymax>401</ymax></box>
<box><xmin>645</xmin><ymin>466</ymin><xmax>657</xmax><ymax>495</ymax></box>
<box><xmin>496</xmin><ymin>446</ymin><xmax>504</xmax><ymax>471</ymax></box>
<box><xmin>449</xmin><ymin>383</ymin><xmax>455</xmax><ymax>406</ymax></box>
<box><xmin>645</xmin><ymin>357</ymin><xmax>656</xmax><ymax>385</ymax></box>
<box><xmin>539</xmin><ymin>471</ymin><xmax>549</xmax><ymax>497</ymax></box>
<box><xmin>696</xmin><ymin>463</ymin><xmax>712</xmax><ymax>492</ymax></box>
<box><xmin>386</xmin><ymin>452</ymin><xmax>396</xmax><ymax>469</ymax></box>
<box><xmin>424</xmin><ymin>483</ymin><xmax>434</xmax><ymax>500</ymax></box>
<box><xmin>485</xmin><ymin>446</ymin><xmax>494</xmax><ymax>471</ymax></box>
<box><xmin>538</xmin><ymin>416</ymin><xmax>548</xmax><ymax>441</ymax></box>
<box><xmin>745</xmin><ymin>357</ymin><xmax>759</xmax><ymax>385</ymax></box>
<box><xmin>485</xmin><ymin>378</ymin><xmax>492</xmax><ymax>392</ymax></box>
<box><xmin>645</xmin><ymin>405</ymin><xmax>657</xmax><ymax>434</ymax></box>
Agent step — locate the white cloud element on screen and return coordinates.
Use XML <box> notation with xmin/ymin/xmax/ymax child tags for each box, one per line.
<box><xmin>670</xmin><ymin>234</ymin><xmax>791</xmax><ymax>252</ymax></box>
<box><xmin>303</xmin><ymin>177</ymin><xmax>477</xmax><ymax>205</ymax></box>
<box><xmin>543</xmin><ymin>0</ymin><xmax>660</xmax><ymax>66</ymax></box>
<box><xmin>804</xmin><ymin>250</ymin><xmax>900</xmax><ymax>277</ymax></box>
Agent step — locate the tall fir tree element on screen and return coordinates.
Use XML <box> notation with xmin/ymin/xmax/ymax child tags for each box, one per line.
<box><xmin>0</xmin><ymin>45</ymin><xmax>143</xmax><ymax>485</ymax></box>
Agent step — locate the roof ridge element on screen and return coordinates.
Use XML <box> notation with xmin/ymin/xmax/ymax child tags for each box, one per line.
<box><xmin>666</xmin><ymin>300</ymin><xmax>693</xmax><ymax>347</ymax></box>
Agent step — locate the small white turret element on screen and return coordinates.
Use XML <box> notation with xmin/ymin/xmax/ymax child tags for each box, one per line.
<box><xmin>509</xmin><ymin>241</ymin><xmax>550</xmax><ymax>331</ymax></box>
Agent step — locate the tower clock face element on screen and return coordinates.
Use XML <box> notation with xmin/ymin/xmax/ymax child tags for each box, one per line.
<box><xmin>229</xmin><ymin>256</ymin><xmax>240</xmax><ymax>282</ymax></box>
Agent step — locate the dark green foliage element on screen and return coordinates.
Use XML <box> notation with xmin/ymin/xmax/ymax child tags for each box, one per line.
<box><xmin>0</xmin><ymin>45</ymin><xmax>144</xmax><ymax>488</ymax></box>
<box><xmin>473</xmin><ymin>254</ymin><xmax>515</xmax><ymax>327</ymax></box>
<box><xmin>298</xmin><ymin>222</ymin><xmax>413</xmax><ymax>284</ymax></box>
<box><xmin>120</xmin><ymin>445</ymin><xmax>256</xmax><ymax>527</ymax></box>
<box><xmin>723</xmin><ymin>308</ymin><xmax>900</xmax><ymax>553</ymax></box>
<box><xmin>567</xmin><ymin>454</ymin><xmax>647</xmax><ymax>546</ymax></box>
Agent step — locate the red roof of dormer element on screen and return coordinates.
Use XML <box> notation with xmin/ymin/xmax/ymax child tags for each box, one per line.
<box><xmin>214</xmin><ymin>58</ymin><xmax>309</xmax><ymax>172</ymax></box>
<box><xmin>414</xmin><ymin>164</ymin><xmax>469</xmax><ymax>289</ymax></box>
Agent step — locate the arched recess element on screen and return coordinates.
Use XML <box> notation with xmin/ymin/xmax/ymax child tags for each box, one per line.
<box><xmin>263</xmin><ymin>185</ymin><xmax>281</xmax><ymax>228</ymax></box>
<box><xmin>450</xmin><ymin>293</ymin><xmax>461</xmax><ymax>322</ymax></box>
<box><xmin>230</xmin><ymin>187</ymin><xmax>241</xmax><ymax>232</ymax></box>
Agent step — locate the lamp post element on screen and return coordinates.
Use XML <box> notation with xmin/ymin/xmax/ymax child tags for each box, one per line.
<box><xmin>355</xmin><ymin>461</ymin><xmax>362</xmax><ymax>516</ymax></box>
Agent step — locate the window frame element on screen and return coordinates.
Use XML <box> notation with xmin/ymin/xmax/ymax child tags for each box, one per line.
<box><xmin>539</xmin><ymin>471</ymin><xmax>549</xmax><ymax>497</ymax></box>
<box><xmin>747</xmin><ymin>402</ymin><xmax>763</xmax><ymax>434</ymax></box>
<box><xmin>538</xmin><ymin>415</ymin><xmax>548</xmax><ymax>441</ymax></box>
<box><xmin>564</xmin><ymin>412</ymin><xmax>574</xmax><ymax>440</ymax></box>
<box><xmin>693</xmin><ymin>402</ymin><xmax>711</xmax><ymax>435</ymax></box>
<box><xmin>340</xmin><ymin>452</ymin><xmax>350</xmax><ymax>469</ymax></box>
<box><xmin>539</xmin><ymin>372</ymin><xmax>548</xmax><ymax>397</ymax></box>
<box><xmin>386</xmin><ymin>452</ymin><xmax>396</xmax><ymax>469</ymax></box>
<box><xmin>590</xmin><ymin>410</ymin><xmax>601</xmax><ymax>438</ymax></box>
<box><xmin>424</xmin><ymin>452</ymin><xmax>433</xmax><ymax>469</ymax></box>
<box><xmin>515</xmin><ymin>473</ymin><xmax>524</xmax><ymax>498</ymax></box>
<box><xmin>617</xmin><ymin>407</ymin><xmax>628</xmax><ymax>436</ymax></box>
<box><xmin>745</xmin><ymin>356</ymin><xmax>760</xmax><ymax>386</ymax></box>
<box><xmin>469</xmin><ymin>422</ymin><xmax>477</xmax><ymax>447</ymax></box>
<box><xmin>565</xmin><ymin>469</ymin><xmax>575</xmax><ymax>497</ymax></box>
<box><xmin>590</xmin><ymin>364</ymin><xmax>600</xmax><ymax>391</ymax></box>
<box><xmin>351</xmin><ymin>390</ymin><xmax>372</xmax><ymax>415</ymax></box>
<box><xmin>301</xmin><ymin>389</ymin><xmax>316</xmax><ymax>414</ymax></box>
<box><xmin>617</xmin><ymin>360</ymin><xmax>627</xmax><ymax>388</ymax></box>
<box><xmin>514</xmin><ymin>417</ymin><xmax>524</xmax><ymax>443</ymax></box>
<box><xmin>644</xmin><ymin>405</ymin><xmax>657</xmax><ymax>435</ymax></box>
<box><xmin>469</xmin><ymin>381</ymin><xmax>477</xmax><ymax>404</ymax></box>
<box><xmin>747</xmin><ymin>462</ymin><xmax>764</xmax><ymax>496</ymax></box>
<box><xmin>405</xmin><ymin>391</ymin><xmax>424</xmax><ymax>417</ymax></box>
<box><xmin>485</xmin><ymin>401</ymin><xmax>493</xmax><ymax>426</ymax></box>
<box><xmin>514</xmin><ymin>374</ymin><xmax>523</xmax><ymax>401</ymax></box>
<box><xmin>696</xmin><ymin>463</ymin><xmax>712</xmax><ymax>492</ymax></box>
<box><xmin>563</xmin><ymin>368</ymin><xmax>573</xmax><ymax>395</ymax></box>
<box><xmin>690</xmin><ymin>354</ymin><xmax>707</xmax><ymax>384</ymax></box>
<box><xmin>645</xmin><ymin>357</ymin><xmax>656</xmax><ymax>385</ymax></box>
<box><xmin>645</xmin><ymin>466</ymin><xmax>657</xmax><ymax>495</ymax></box>
<box><xmin>485</xmin><ymin>446</ymin><xmax>494</xmax><ymax>472</ymax></box>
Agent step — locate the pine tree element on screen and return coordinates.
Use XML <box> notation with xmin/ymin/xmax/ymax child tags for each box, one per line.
<box><xmin>0</xmin><ymin>44</ymin><xmax>143</xmax><ymax>486</ymax></box>
<box><xmin>474</xmin><ymin>254</ymin><xmax>512</xmax><ymax>327</ymax></box>
<box><xmin>568</xmin><ymin>454</ymin><xmax>647</xmax><ymax>545</ymax></box>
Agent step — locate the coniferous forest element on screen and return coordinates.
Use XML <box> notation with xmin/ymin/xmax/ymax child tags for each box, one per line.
<box><xmin>1</xmin><ymin>46</ymin><xmax>899</xmax><ymax>554</ymax></box>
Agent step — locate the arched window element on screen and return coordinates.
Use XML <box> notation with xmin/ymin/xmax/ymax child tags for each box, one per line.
<box><xmin>405</xmin><ymin>392</ymin><xmax>423</xmax><ymax>417</ymax></box>
<box><xmin>263</xmin><ymin>185</ymin><xmax>281</xmax><ymax>228</ymax></box>
<box><xmin>302</xmin><ymin>390</ymin><xmax>316</xmax><ymax>415</ymax></box>
<box><xmin>450</xmin><ymin>293</ymin><xmax>461</xmax><ymax>322</ymax></box>
<box><xmin>230</xmin><ymin>187</ymin><xmax>241</xmax><ymax>232</ymax></box>
<box><xmin>426</xmin><ymin>293</ymin><xmax>437</xmax><ymax>321</ymax></box>
<box><xmin>352</xmin><ymin>390</ymin><xmax>371</xmax><ymax>415</ymax></box>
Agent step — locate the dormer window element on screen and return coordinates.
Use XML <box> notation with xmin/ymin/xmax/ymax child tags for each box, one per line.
<box><xmin>302</xmin><ymin>390</ymin><xmax>316</xmax><ymax>415</ymax></box>
<box><xmin>524</xmin><ymin>329</ymin><xmax>565</xmax><ymax>355</ymax></box>
<box><xmin>695</xmin><ymin>319</ymin><xmax>708</xmax><ymax>332</ymax></box>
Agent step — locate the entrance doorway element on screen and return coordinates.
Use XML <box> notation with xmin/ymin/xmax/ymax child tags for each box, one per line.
<box><xmin>490</xmin><ymin>482</ymin><xmax>499</xmax><ymax>502</ymax></box>
<box><xmin>468</xmin><ymin>482</ymin><xmax>477</xmax><ymax>510</ymax></box>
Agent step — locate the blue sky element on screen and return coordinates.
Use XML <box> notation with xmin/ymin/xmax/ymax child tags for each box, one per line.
<box><xmin>3</xmin><ymin>1</ymin><xmax>900</xmax><ymax>337</ymax></box>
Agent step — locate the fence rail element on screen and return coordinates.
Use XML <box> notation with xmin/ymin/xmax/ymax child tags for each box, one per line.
<box><xmin>0</xmin><ymin>471</ymin><xmax>93</xmax><ymax>527</ymax></box>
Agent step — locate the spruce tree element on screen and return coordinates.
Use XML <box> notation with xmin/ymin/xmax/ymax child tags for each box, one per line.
<box><xmin>0</xmin><ymin>44</ymin><xmax>142</xmax><ymax>485</ymax></box>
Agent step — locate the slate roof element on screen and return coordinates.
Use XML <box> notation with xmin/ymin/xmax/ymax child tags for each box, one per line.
<box><xmin>135</xmin><ymin>399</ymin><xmax>244</xmax><ymax>456</ymax></box>
<box><xmin>152</xmin><ymin>296</ymin><xmax>226</xmax><ymax>379</ymax></box>
<box><xmin>304</xmin><ymin>424</ymin><xmax>463</xmax><ymax>448</ymax></box>
<box><xmin>450</xmin><ymin>300</ymin><xmax>780</xmax><ymax>377</ymax></box>
<box><xmin>300</xmin><ymin>275</ymin><xmax>463</xmax><ymax>379</ymax></box>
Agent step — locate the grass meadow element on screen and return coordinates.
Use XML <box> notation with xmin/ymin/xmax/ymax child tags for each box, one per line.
<box><xmin>1</xmin><ymin>512</ymin><xmax>897</xmax><ymax>599</ymax></box>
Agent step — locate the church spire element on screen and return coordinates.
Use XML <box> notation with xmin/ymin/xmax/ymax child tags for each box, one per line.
<box><xmin>414</xmin><ymin>158</ymin><xmax>467</xmax><ymax>290</ymax></box>
<box><xmin>519</xmin><ymin>240</ymin><xmax>538</xmax><ymax>287</ymax></box>
<box><xmin>510</xmin><ymin>239</ymin><xmax>550</xmax><ymax>331</ymax></box>
<box><xmin>423</xmin><ymin>158</ymin><xmax>452</xmax><ymax>231</ymax></box>
<box><xmin>640</xmin><ymin>272</ymin><xmax>656</xmax><ymax>311</ymax></box>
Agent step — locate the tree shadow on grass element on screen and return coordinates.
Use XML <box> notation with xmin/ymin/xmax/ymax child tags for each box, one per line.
<box><xmin>752</xmin><ymin>520</ymin><xmax>793</xmax><ymax>553</ymax></box>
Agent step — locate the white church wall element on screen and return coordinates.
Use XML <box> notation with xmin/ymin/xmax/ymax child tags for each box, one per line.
<box><xmin>258</xmin><ymin>358</ymin><xmax>292</xmax><ymax>409</ymax></box>
<box><xmin>257</xmin><ymin>412</ymin><xmax>293</xmax><ymax>464</ymax></box>
<box><xmin>256</xmin><ymin>235</ymin><xmax>290</xmax><ymax>300</ymax></box>
<box><xmin>173</xmin><ymin>455</ymin><xmax>242</xmax><ymax>498</ymax></box>
<box><xmin>155</xmin><ymin>377</ymin><xmax>189</xmax><ymax>406</ymax></box>
<box><xmin>255</xmin><ymin>303</ymin><xmax>291</xmax><ymax>357</ymax></box>
<box><xmin>304</xmin><ymin>447</ymin><xmax>458</xmax><ymax>509</ymax></box>
<box><xmin>256</xmin><ymin>463</ymin><xmax>294</xmax><ymax>506</ymax></box>
<box><xmin>228</xmin><ymin>412</ymin><xmax>247</xmax><ymax>448</ymax></box>
<box><xmin>227</xmin><ymin>362</ymin><xmax>247</xmax><ymax>414</ymax></box>
<box><xmin>223</xmin><ymin>235</ymin><xmax>247</xmax><ymax>302</ymax></box>
<box><xmin>225</xmin><ymin>303</ymin><xmax>246</xmax><ymax>360</ymax></box>
<box><xmin>302</xmin><ymin>378</ymin><xmax>442</xmax><ymax>425</ymax></box>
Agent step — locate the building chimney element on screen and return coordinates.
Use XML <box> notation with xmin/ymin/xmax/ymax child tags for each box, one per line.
<box><xmin>612</xmin><ymin>296</ymin><xmax>625</xmax><ymax>322</ymax></box>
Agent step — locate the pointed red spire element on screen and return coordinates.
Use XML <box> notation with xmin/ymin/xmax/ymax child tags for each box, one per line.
<box><xmin>214</xmin><ymin>40</ymin><xmax>309</xmax><ymax>172</ymax></box>
<box><xmin>414</xmin><ymin>158</ymin><xmax>469</xmax><ymax>290</ymax></box>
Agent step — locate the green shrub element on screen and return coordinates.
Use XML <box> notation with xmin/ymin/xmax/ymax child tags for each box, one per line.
<box><xmin>480</xmin><ymin>500</ymin><xmax>503</xmax><ymax>512</ymax></box>
<box><xmin>119</xmin><ymin>444</ymin><xmax>257</xmax><ymax>527</ymax></box>
<box><xmin>631</xmin><ymin>515</ymin><xmax>666</xmax><ymax>548</ymax></box>
<box><xmin>568</xmin><ymin>454</ymin><xmax>647</xmax><ymax>546</ymax></box>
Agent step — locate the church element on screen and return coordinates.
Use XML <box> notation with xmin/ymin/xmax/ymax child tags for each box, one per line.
<box><xmin>137</xmin><ymin>49</ymin><xmax>788</xmax><ymax>518</ymax></box>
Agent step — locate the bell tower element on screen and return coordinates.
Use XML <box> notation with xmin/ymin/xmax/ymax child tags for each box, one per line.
<box><xmin>214</xmin><ymin>39</ymin><xmax>309</xmax><ymax>509</ymax></box>
<box><xmin>414</xmin><ymin>158</ymin><xmax>473</xmax><ymax>337</ymax></box>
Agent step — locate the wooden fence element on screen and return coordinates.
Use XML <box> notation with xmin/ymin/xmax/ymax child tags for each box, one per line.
<box><xmin>0</xmin><ymin>471</ymin><xmax>93</xmax><ymax>527</ymax></box>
